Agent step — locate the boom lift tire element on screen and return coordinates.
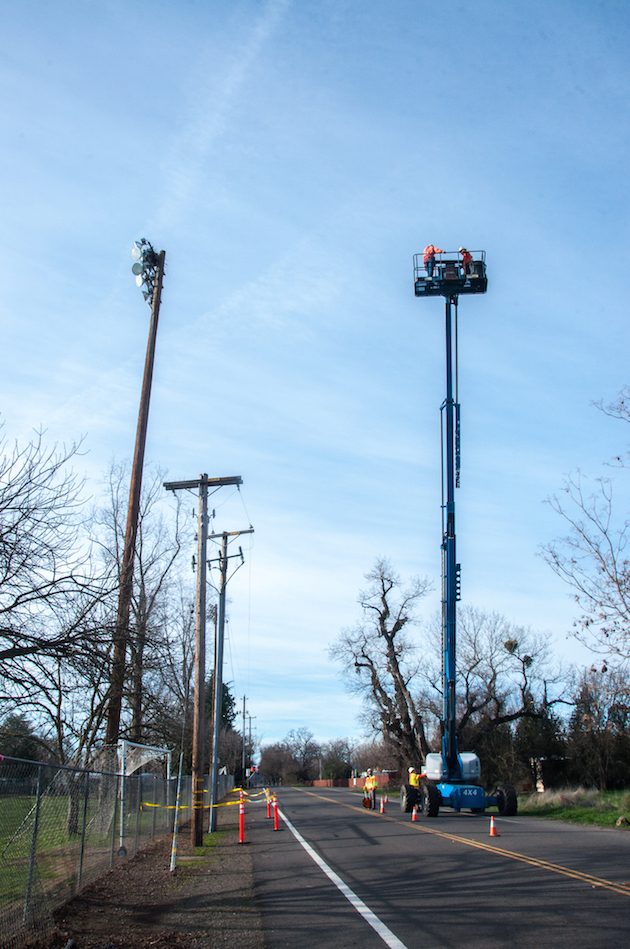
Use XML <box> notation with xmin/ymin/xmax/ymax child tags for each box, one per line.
<box><xmin>400</xmin><ymin>784</ymin><xmax>418</xmax><ymax>813</ymax></box>
<box><xmin>420</xmin><ymin>782</ymin><xmax>440</xmax><ymax>818</ymax></box>
<box><xmin>496</xmin><ymin>784</ymin><xmax>518</xmax><ymax>816</ymax></box>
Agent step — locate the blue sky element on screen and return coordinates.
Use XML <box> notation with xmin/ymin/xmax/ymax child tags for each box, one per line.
<box><xmin>1</xmin><ymin>1</ymin><xmax>628</xmax><ymax>747</ymax></box>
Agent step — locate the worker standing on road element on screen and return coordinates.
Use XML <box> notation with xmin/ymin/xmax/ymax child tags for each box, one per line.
<box><xmin>364</xmin><ymin>769</ymin><xmax>378</xmax><ymax>809</ymax></box>
<box><xmin>459</xmin><ymin>246</ymin><xmax>473</xmax><ymax>276</ymax></box>
<box><xmin>408</xmin><ymin>767</ymin><xmax>427</xmax><ymax>787</ymax></box>
<box><xmin>423</xmin><ymin>244</ymin><xmax>444</xmax><ymax>279</ymax></box>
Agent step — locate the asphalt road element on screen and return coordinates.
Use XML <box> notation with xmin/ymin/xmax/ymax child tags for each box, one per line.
<box><xmin>245</xmin><ymin>786</ymin><xmax>630</xmax><ymax>948</ymax></box>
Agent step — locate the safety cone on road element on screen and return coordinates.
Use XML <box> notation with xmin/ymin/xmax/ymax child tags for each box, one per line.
<box><xmin>489</xmin><ymin>815</ymin><xmax>500</xmax><ymax>837</ymax></box>
<box><xmin>411</xmin><ymin>805</ymin><xmax>418</xmax><ymax>822</ymax></box>
<box><xmin>379</xmin><ymin>796</ymin><xmax>385</xmax><ymax>814</ymax></box>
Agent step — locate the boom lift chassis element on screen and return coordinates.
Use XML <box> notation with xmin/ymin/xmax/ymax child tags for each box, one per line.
<box><xmin>400</xmin><ymin>252</ymin><xmax>517</xmax><ymax>818</ymax></box>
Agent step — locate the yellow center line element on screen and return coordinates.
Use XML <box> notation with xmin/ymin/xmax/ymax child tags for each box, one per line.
<box><xmin>293</xmin><ymin>787</ymin><xmax>630</xmax><ymax>898</ymax></box>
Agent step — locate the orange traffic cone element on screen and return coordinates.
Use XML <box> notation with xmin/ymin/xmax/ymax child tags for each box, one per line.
<box><xmin>411</xmin><ymin>805</ymin><xmax>418</xmax><ymax>822</ymax></box>
<box><xmin>489</xmin><ymin>815</ymin><xmax>500</xmax><ymax>837</ymax></box>
<box><xmin>379</xmin><ymin>796</ymin><xmax>385</xmax><ymax>814</ymax></box>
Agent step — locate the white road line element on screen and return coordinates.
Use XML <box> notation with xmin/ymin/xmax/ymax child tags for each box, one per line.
<box><xmin>278</xmin><ymin>808</ymin><xmax>408</xmax><ymax>949</ymax></box>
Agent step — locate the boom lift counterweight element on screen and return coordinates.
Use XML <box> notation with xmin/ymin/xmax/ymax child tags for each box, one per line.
<box><xmin>400</xmin><ymin>250</ymin><xmax>517</xmax><ymax>819</ymax></box>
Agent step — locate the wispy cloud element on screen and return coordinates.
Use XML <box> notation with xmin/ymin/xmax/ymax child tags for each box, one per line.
<box><xmin>151</xmin><ymin>0</ymin><xmax>291</xmax><ymax>233</ymax></box>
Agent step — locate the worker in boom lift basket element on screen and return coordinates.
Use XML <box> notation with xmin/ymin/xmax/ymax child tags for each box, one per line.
<box><xmin>459</xmin><ymin>246</ymin><xmax>473</xmax><ymax>276</ymax></box>
<box><xmin>423</xmin><ymin>243</ymin><xmax>444</xmax><ymax>279</ymax></box>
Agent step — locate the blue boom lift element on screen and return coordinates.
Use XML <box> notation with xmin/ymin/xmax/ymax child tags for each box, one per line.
<box><xmin>400</xmin><ymin>250</ymin><xmax>517</xmax><ymax>818</ymax></box>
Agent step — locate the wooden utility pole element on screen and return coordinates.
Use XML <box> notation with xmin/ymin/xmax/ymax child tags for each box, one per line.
<box><xmin>105</xmin><ymin>243</ymin><xmax>165</xmax><ymax>749</ymax></box>
<box><xmin>208</xmin><ymin>526</ymin><xmax>254</xmax><ymax>832</ymax></box>
<box><xmin>163</xmin><ymin>475</ymin><xmax>243</xmax><ymax>846</ymax></box>
<box><xmin>191</xmin><ymin>476</ymin><xmax>208</xmax><ymax>845</ymax></box>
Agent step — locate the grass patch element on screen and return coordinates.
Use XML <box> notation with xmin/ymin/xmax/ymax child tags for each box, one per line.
<box><xmin>172</xmin><ymin>830</ymin><xmax>229</xmax><ymax>875</ymax></box>
<box><xmin>192</xmin><ymin>830</ymin><xmax>227</xmax><ymax>856</ymax></box>
<box><xmin>518</xmin><ymin>788</ymin><xmax>630</xmax><ymax>828</ymax></box>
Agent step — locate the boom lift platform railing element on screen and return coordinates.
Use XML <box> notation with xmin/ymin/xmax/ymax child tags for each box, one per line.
<box><xmin>413</xmin><ymin>250</ymin><xmax>488</xmax><ymax>297</ymax></box>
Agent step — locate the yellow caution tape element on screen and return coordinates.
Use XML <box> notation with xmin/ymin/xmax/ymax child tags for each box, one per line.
<box><xmin>140</xmin><ymin>786</ymin><xmax>277</xmax><ymax>811</ymax></box>
<box><xmin>229</xmin><ymin>787</ymin><xmax>270</xmax><ymax>800</ymax></box>
<box><xmin>141</xmin><ymin>799</ymin><xmax>242</xmax><ymax>811</ymax></box>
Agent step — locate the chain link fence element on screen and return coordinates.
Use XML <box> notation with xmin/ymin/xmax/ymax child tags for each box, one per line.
<box><xmin>0</xmin><ymin>754</ymin><xmax>183</xmax><ymax>947</ymax></box>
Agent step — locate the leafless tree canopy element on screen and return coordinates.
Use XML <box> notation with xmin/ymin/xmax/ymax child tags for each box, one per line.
<box><xmin>330</xmin><ymin>559</ymin><xmax>433</xmax><ymax>764</ymax></box>
<box><xmin>421</xmin><ymin>606</ymin><xmax>569</xmax><ymax>741</ymax></box>
<box><xmin>0</xmin><ymin>426</ymin><xmax>111</xmax><ymax>676</ymax></box>
<box><xmin>331</xmin><ymin>561</ymin><xmax>569</xmax><ymax>774</ymax></box>
<box><xmin>91</xmin><ymin>463</ymin><xmax>186</xmax><ymax>745</ymax></box>
<box><xmin>543</xmin><ymin>387</ymin><xmax>629</xmax><ymax>666</ymax></box>
<box><xmin>1</xmin><ymin>438</ymin><xmax>195</xmax><ymax>765</ymax></box>
<box><xmin>567</xmin><ymin>665</ymin><xmax>630</xmax><ymax>789</ymax></box>
<box><xmin>259</xmin><ymin>727</ymin><xmax>321</xmax><ymax>784</ymax></box>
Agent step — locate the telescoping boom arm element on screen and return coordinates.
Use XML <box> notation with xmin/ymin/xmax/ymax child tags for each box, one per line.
<box><xmin>441</xmin><ymin>295</ymin><xmax>461</xmax><ymax>778</ymax></box>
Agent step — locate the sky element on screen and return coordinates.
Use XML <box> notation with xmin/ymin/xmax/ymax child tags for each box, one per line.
<box><xmin>1</xmin><ymin>0</ymin><xmax>629</xmax><ymax>749</ymax></box>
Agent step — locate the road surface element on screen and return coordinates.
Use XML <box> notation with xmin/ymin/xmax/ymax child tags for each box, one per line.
<box><xmin>245</xmin><ymin>786</ymin><xmax>630</xmax><ymax>948</ymax></box>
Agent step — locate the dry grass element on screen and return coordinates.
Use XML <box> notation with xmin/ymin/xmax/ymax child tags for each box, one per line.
<box><xmin>518</xmin><ymin>788</ymin><xmax>630</xmax><ymax>828</ymax></box>
<box><xmin>520</xmin><ymin>788</ymin><xmax>601</xmax><ymax>810</ymax></box>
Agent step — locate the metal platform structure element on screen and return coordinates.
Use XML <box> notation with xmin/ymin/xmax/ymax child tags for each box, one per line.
<box><xmin>413</xmin><ymin>250</ymin><xmax>487</xmax><ymax>298</ymax></box>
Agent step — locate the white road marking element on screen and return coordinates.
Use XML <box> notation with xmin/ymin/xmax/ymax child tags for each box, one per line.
<box><xmin>278</xmin><ymin>808</ymin><xmax>408</xmax><ymax>949</ymax></box>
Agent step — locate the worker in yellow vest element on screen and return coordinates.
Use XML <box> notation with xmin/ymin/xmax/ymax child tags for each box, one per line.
<box><xmin>364</xmin><ymin>769</ymin><xmax>378</xmax><ymax>809</ymax></box>
<box><xmin>408</xmin><ymin>766</ymin><xmax>426</xmax><ymax>788</ymax></box>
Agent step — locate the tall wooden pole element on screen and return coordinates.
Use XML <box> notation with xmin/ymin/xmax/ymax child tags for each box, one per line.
<box><xmin>105</xmin><ymin>249</ymin><xmax>165</xmax><ymax>749</ymax></box>
<box><xmin>191</xmin><ymin>475</ymin><xmax>209</xmax><ymax>846</ymax></box>
<box><xmin>207</xmin><ymin>527</ymin><xmax>254</xmax><ymax>831</ymax></box>
<box><xmin>208</xmin><ymin>533</ymin><xmax>227</xmax><ymax>833</ymax></box>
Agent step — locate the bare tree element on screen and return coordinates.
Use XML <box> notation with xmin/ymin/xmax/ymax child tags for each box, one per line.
<box><xmin>3</xmin><ymin>456</ymin><xmax>189</xmax><ymax>767</ymax></box>
<box><xmin>140</xmin><ymin>584</ymin><xmax>196</xmax><ymax>760</ymax></box>
<box><xmin>90</xmin><ymin>462</ymin><xmax>186</xmax><ymax>744</ymax></box>
<box><xmin>418</xmin><ymin>607</ymin><xmax>570</xmax><ymax>750</ymax></box>
<box><xmin>319</xmin><ymin>738</ymin><xmax>355</xmax><ymax>780</ymax></box>
<box><xmin>594</xmin><ymin>385</ymin><xmax>630</xmax><ymax>466</ymax></box>
<box><xmin>259</xmin><ymin>728</ymin><xmax>322</xmax><ymax>784</ymax></box>
<box><xmin>543</xmin><ymin>388</ymin><xmax>629</xmax><ymax>666</ymax></box>
<box><xmin>331</xmin><ymin>561</ymin><xmax>569</xmax><ymax>776</ymax></box>
<box><xmin>566</xmin><ymin>665</ymin><xmax>630</xmax><ymax>789</ymax></box>
<box><xmin>283</xmin><ymin>728</ymin><xmax>321</xmax><ymax>782</ymax></box>
<box><xmin>5</xmin><ymin>650</ymin><xmax>110</xmax><ymax>766</ymax></box>
<box><xmin>330</xmin><ymin>559</ymin><xmax>433</xmax><ymax>765</ymax></box>
<box><xmin>352</xmin><ymin>739</ymin><xmax>400</xmax><ymax>774</ymax></box>
<box><xmin>259</xmin><ymin>742</ymin><xmax>293</xmax><ymax>785</ymax></box>
<box><xmin>0</xmin><ymin>426</ymin><xmax>110</xmax><ymax>677</ymax></box>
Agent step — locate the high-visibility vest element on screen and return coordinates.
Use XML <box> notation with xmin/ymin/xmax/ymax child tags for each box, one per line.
<box><xmin>423</xmin><ymin>245</ymin><xmax>443</xmax><ymax>263</ymax></box>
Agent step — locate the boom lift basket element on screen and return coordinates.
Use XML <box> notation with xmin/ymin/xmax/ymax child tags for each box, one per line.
<box><xmin>413</xmin><ymin>250</ymin><xmax>487</xmax><ymax>297</ymax></box>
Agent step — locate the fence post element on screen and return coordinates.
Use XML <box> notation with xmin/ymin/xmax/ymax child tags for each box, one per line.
<box><xmin>110</xmin><ymin>773</ymin><xmax>120</xmax><ymax>868</ymax></box>
<box><xmin>23</xmin><ymin>763</ymin><xmax>44</xmax><ymax>923</ymax></box>
<box><xmin>77</xmin><ymin>770</ymin><xmax>90</xmax><ymax>889</ymax></box>
<box><xmin>134</xmin><ymin>776</ymin><xmax>141</xmax><ymax>855</ymax></box>
<box><xmin>151</xmin><ymin>776</ymin><xmax>157</xmax><ymax>838</ymax></box>
<box><xmin>118</xmin><ymin>741</ymin><xmax>127</xmax><ymax>856</ymax></box>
